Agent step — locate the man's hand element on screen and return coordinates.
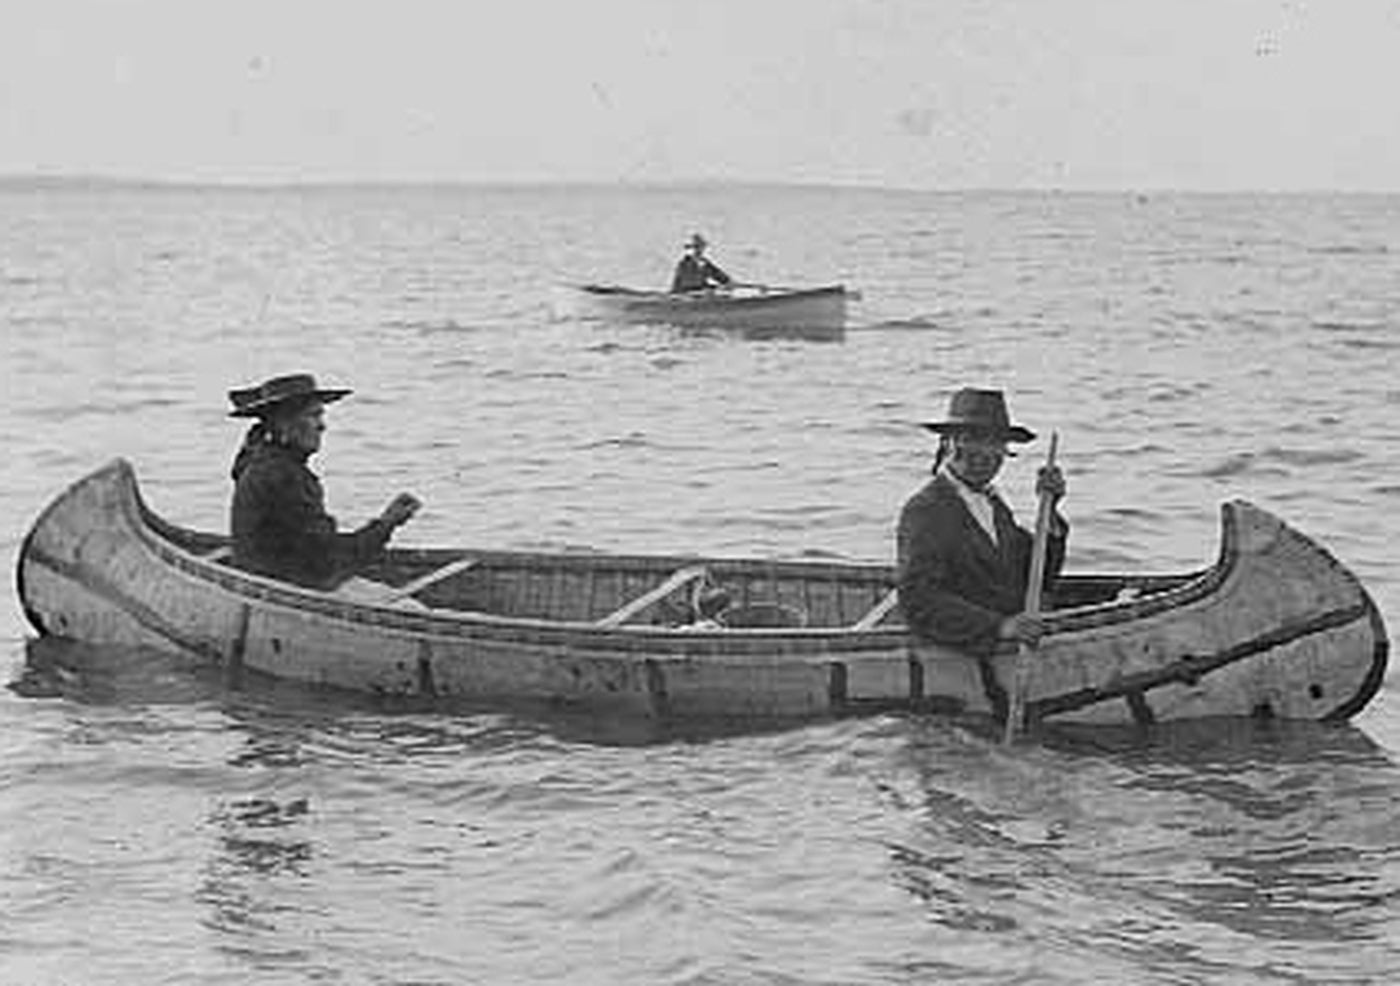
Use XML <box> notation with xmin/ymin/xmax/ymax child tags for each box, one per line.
<box><xmin>381</xmin><ymin>493</ymin><xmax>422</xmax><ymax>528</ymax></box>
<box><xmin>998</xmin><ymin>612</ymin><xmax>1046</xmax><ymax>647</ymax></box>
<box><xmin>1035</xmin><ymin>463</ymin><xmax>1066</xmax><ymax>503</ymax></box>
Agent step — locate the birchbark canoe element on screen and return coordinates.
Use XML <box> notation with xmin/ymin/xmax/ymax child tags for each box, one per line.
<box><xmin>15</xmin><ymin>459</ymin><xmax>1389</xmax><ymax>727</ymax></box>
<box><xmin>554</xmin><ymin>283</ymin><xmax>850</xmax><ymax>337</ymax></box>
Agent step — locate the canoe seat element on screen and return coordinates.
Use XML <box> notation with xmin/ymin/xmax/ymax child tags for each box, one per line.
<box><xmin>202</xmin><ymin>546</ymin><xmax>233</xmax><ymax>563</ymax></box>
<box><xmin>597</xmin><ymin>565</ymin><xmax>710</xmax><ymax>628</ymax></box>
<box><xmin>385</xmin><ymin>556</ymin><xmax>481</xmax><ymax>602</ymax></box>
<box><xmin>851</xmin><ymin>587</ymin><xmax>899</xmax><ymax>630</ymax></box>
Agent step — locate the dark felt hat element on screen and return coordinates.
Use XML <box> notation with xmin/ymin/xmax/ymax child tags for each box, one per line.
<box><xmin>921</xmin><ymin>388</ymin><xmax>1036</xmax><ymax>443</ymax></box>
<box><xmin>227</xmin><ymin>373</ymin><xmax>351</xmax><ymax>418</ymax></box>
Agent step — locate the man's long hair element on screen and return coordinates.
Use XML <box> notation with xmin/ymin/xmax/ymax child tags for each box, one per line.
<box><xmin>930</xmin><ymin>435</ymin><xmax>952</xmax><ymax>474</ymax></box>
<box><xmin>229</xmin><ymin>404</ymin><xmax>306</xmax><ymax>479</ymax></box>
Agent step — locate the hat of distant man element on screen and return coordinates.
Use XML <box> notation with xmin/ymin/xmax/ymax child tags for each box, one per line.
<box><xmin>921</xmin><ymin>388</ymin><xmax>1036</xmax><ymax>443</ymax></box>
<box><xmin>227</xmin><ymin>373</ymin><xmax>351</xmax><ymax>419</ymax></box>
<box><xmin>685</xmin><ymin>232</ymin><xmax>707</xmax><ymax>249</ymax></box>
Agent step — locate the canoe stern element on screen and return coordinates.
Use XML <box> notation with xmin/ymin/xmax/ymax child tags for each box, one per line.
<box><xmin>1019</xmin><ymin>500</ymin><xmax>1388</xmax><ymax>726</ymax></box>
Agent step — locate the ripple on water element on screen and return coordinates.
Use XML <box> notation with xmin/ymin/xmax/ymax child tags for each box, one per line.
<box><xmin>6</xmin><ymin>185</ymin><xmax>1400</xmax><ymax>985</ymax></box>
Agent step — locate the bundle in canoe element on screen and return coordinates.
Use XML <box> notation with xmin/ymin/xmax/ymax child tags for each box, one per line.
<box><xmin>554</xmin><ymin>283</ymin><xmax>851</xmax><ymax>337</ymax></box>
<box><xmin>16</xmin><ymin>459</ymin><xmax>1388</xmax><ymax>726</ymax></box>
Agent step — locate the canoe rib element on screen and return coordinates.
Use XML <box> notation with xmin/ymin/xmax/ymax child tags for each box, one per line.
<box><xmin>15</xmin><ymin>459</ymin><xmax>1389</xmax><ymax>725</ymax></box>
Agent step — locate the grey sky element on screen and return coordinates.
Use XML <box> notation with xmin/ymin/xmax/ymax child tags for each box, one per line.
<box><xmin>4</xmin><ymin>0</ymin><xmax>1398</xmax><ymax>190</ymax></box>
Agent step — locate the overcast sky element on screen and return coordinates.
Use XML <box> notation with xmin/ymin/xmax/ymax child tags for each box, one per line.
<box><xmin>4</xmin><ymin>0</ymin><xmax>1399</xmax><ymax>190</ymax></box>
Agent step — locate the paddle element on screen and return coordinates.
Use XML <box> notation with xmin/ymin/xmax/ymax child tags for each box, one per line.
<box><xmin>730</xmin><ymin>281</ymin><xmax>819</xmax><ymax>294</ymax></box>
<box><xmin>731</xmin><ymin>281</ymin><xmax>858</xmax><ymax>300</ymax></box>
<box><xmin>1003</xmin><ymin>431</ymin><xmax>1059</xmax><ymax>744</ymax></box>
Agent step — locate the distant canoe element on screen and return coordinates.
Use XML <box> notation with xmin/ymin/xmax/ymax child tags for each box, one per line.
<box><xmin>554</xmin><ymin>283</ymin><xmax>851</xmax><ymax>337</ymax></box>
<box><xmin>16</xmin><ymin>459</ymin><xmax>1388</xmax><ymax>728</ymax></box>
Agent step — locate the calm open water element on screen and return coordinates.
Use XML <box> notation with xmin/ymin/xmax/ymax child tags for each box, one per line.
<box><xmin>3</xmin><ymin>180</ymin><xmax>1400</xmax><ymax>984</ymax></box>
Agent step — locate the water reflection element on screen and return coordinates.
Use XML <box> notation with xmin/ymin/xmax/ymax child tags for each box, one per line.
<box><xmin>10</xmin><ymin>634</ymin><xmax>815</xmax><ymax>749</ymax></box>
<box><xmin>1040</xmin><ymin>716</ymin><xmax>1397</xmax><ymax>768</ymax></box>
<box><xmin>195</xmin><ymin>802</ymin><xmax>314</xmax><ymax>960</ymax></box>
<box><xmin>673</xmin><ymin>323</ymin><xmax>847</xmax><ymax>344</ymax></box>
<box><xmin>884</xmin><ymin>716</ymin><xmax>1400</xmax><ymax>974</ymax></box>
<box><xmin>207</xmin><ymin>798</ymin><xmax>313</xmax><ymax>877</ymax></box>
<box><xmin>11</xmin><ymin>636</ymin><xmax>218</xmax><ymax>706</ymax></box>
<box><xmin>195</xmin><ymin>716</ymin><xmax>318</xmax><ymax>957</ymax></box>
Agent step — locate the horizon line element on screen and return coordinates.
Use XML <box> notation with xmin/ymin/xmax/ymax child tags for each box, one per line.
<box><xmin>1</xmin><ymin>171</ymin><xmax>1397</xmax><ymax>197</ymax></box>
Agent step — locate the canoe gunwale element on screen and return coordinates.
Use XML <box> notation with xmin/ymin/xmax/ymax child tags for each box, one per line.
<box><xmin>577</xmin><ymin>283</ymin><xmax>850</xmax><ymax>311</ymax></box>
<box><xmin>20</xmin><ymin>459</ymin><xmax>1319</xmax><ymax>650</ymax></box>
<box><xmin>117</xmin><ymin>458</ymin><xmax>1249</xmax><ymax>649</ymax></box>
<box><xmin>1038</xmin><ymin>508</ymin><xmax>1237</xmax><ymax>635</ymax></box>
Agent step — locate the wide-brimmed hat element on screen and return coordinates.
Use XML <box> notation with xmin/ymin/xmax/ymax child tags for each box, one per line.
<box><xmin>921</xmin><ymin>388</ymin><xmax>1036</xmax><ymax>443</ymax></box>
<box><xmin>685</xmin><ymin>232</ymin><xmax>708</xmax><ymax>249</ymax></box>
<box><xmin>228</xmin><ymin>373</ymin><xmax>351</xmax><ymax>419</ymax></box>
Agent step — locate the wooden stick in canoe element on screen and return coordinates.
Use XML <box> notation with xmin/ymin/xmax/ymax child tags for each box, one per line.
<box><xmin>729</xmin><ymin>282</ymin><xmax>860</xmax><ymax>301</ymax></box>
<box><xmin>596</xmin><ymin>565</ymin><xmax>711</xmax><ymax>628</ymax></box>
<box><xmin>1003</xmin><ymin>431</ymin><xmax>1059</xmax><ymax>744</ymax></box>
<box><xmin>729</xmin><ymin>282</ymin><xmax>817</xmax><ymax>295</ymax></box>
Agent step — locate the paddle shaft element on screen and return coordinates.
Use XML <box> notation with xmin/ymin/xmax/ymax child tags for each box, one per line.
<box><xmin>732</xmin><ymin>281</ymin><xmax>854</xmax><ymax>298</ymax></box>
<box><xmin>1003</xmin><ymin>432</ymin><xmax>1059</xmax><ymax>744</ymax></box>
<box><xmin>731</xmin><ymin>281</ymin><xmax>813</xmax><ymax>294</ymax></box>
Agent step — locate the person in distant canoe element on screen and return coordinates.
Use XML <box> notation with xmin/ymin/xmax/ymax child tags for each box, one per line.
<box><xmin>670</xmin><ymin>232</ymin><xmax>734</xmax><ymax>293</ymax></box>
<box><xmin>895</xmin><ymin>388</ymin><xmax>1068</xmax><ymax>654</ymax></box>
<box><xmin>227</xmin><ymin>373</ymin><xmax>421</xmax><ymax>591</ymax></box>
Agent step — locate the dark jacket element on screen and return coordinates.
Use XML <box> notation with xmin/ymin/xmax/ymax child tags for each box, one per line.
<box><xmin>670</xmin><ymin>254</ymin><xmax>732</xmax><ymax>293</ymax></box>
<box><xmin>229</xmin><ymin>439</ymin><xmax>393</xmax><ymax>588</ymax></box>
<box><xmin>895</xmin><ymin>472</ymin><xmax>1067</xmax><ymax>653</ymax></box>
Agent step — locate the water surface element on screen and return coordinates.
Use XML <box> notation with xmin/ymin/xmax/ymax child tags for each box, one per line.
<box><xmin>3</xmin><ymin>182</ymin><xmax>1399</xmax><ymax>984</ymax></box>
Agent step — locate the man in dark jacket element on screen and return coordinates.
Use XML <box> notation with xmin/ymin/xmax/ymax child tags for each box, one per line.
<box><xmin>896</xmin><ymin>388</ymin><xmax>1067</xmax><ymax>654</ymax></box>
<box><xmin>670</xmin><ymin>232</ymin><xmax>733</xmax><ymax>293</ymax></box>
<box><xmin>228</xmin><ymin>373</ymin><xmax>420</xmax><ymax>589</ymax></box>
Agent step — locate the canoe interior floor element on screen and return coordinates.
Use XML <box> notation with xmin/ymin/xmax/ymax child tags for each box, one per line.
<box><xmin>369</xmin><ymin>557</ymin><xmax>897</xmax><ymax>630</ymax></box>
<box><xmin>369</xmin><ymin>560</ymin><xmax>1198</xmax><ymax>630</ymax></box>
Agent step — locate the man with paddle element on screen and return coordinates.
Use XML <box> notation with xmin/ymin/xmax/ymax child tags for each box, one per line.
<box><xmin>669</xmin><ymin>232</ymin><xmax>734</xmax><ymax>293</ymax></box>
<box><xmin>895</xmin><ymin>388</ymin><xmax>1068</xmax><ymax>667</ymax></box>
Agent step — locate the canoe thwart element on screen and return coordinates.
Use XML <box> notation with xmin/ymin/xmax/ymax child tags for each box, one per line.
<box><xmin>596</xmin><ymin>565</ymin><xmax>711</xmax><ymax>628</ymax></box>
<box><xmin>385</xmin><ymin>556</ymin><xmax>481</xmax><ymax>602</ymax></box>
<box><xmin>851</xmin><ymin>587</ymin><xmax>899</xmax><ymax>630</ymax></box>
